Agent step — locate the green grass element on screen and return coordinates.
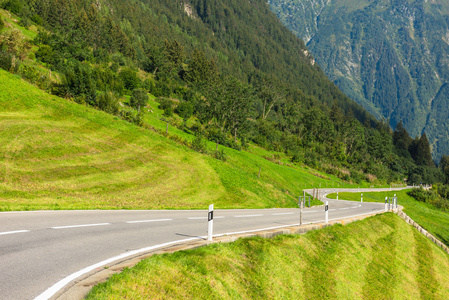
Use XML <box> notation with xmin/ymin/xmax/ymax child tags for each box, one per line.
<box><xmin>86</xmin><ymin>213</ymin><xmax>449</xmax><ymax>299</ymax></box>
<box><xmin>0</xmin><ymin>68</ymin><xmax>359</xmax><ymax>211</ymax></box>
<box><xmin>327</xmin><ymin>190</ymin><xmax>449</xmax><ymax>246</ymax></box>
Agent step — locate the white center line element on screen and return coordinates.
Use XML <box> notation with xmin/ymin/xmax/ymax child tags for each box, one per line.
<box><xmin>51</xmin><ymin>223</ymin><xmax>111</xmax><ymax>230</ymax></box>
<box><xmin>234</xmin><ymin>214</ymin><xmax>263</xmax><ymax>218</ymax></box>
<box><xmin>188</xmin><ymin>216</ymin><xmax>224</xmax><ymax>220</ymax></box>
<box><xmin>272</xmin><ymin>212</ymin><xmax>294</xmax><ymax>216</ymax></box>
<box><xmin>0</xmin><ymin>230</ymin><xmax>30</xmax><ymax>236</ymax></box>
<box><xmin>126</xmin><ymin>219</ymin><xmax>172</xmax><ymax>224</ymax></box>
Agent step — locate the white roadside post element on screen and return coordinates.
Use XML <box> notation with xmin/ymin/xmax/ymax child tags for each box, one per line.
<box><xmin>325</xmin><ymin>201</ymin><xmax>329</xmax><ymax>224</ymax></box>
<box><xmin>385</xmin><ymin>197</ymin><xmax>388</xmax><ymax>212</ymax></box>
<box><xmin>361</xmin><ymin>193</ymin><xmax>363</xmax><ymax>202</ymax></box>
<box><xmin>207</xmin><ymin>204</ymin><xmax>214</xmax><ymax>242</ymax></box>
<box><xmin>336</xmin><ymin>192</ymin><xmax>339</xmax><ymax>200</ymax></box>
<box><xmin>299</xmin><ymin>196</ymin><xmax>303</xmax><ymax>225</ymax></box>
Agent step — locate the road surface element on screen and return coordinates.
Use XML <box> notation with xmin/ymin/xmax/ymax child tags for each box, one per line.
<box><xmin>0</xmin><ymin>187</ymin><xmax>410</xmax><ymax>299</ymax></box>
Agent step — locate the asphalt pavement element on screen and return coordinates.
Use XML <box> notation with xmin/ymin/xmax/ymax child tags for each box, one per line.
<box><xmin>0</xmin><ymin>187</ymin><xmax>410</xmax><ymax>299</ymax></box>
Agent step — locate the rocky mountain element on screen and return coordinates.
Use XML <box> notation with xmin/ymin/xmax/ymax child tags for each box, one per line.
<box><xmin>268</xmin><ymin>0</ymin><xmax>449</xmax><ymax>161</ymax></box>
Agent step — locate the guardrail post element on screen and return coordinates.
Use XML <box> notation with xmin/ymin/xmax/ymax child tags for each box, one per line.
<box><xmin>299</xmin><ymin>195</ymin><xmax>303</xmax><ymax>225</ymax></box>
<box><xmin>207</xmin><ymin>204</ymin><xmax>214</xmax><ymax>241</ymax></box>
<box><xmin>325</xmin><ymin>201</ymin><xmax>329</xmax><ymax>224</ymax></box>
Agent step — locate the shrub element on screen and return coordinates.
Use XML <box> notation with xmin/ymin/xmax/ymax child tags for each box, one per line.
<box><xmin>97</xmin><ymin>91</ymin><xmax>120</xmax><ymax>115</ymax></box>
<box><xmin>152</xmin><ymin>80</ymin><xmax>171</xmax><ymax>97</ymax></box>
<box><xmin>213</xmin><ymin>149</ymin><xmax>227</xmax><ymax>162</ymax></box>
<box><xmin>191</xmin><ymin>134</ymin><xmax>208</xmax><ymax>153</ymax></box>
<box><xmin>175</xmin><ymin>101</ymin><xmax>194</xmax><ymax>120</ymax></box>
<box><xmin>129</xmin><ymin>88</ymin><xmax>148</xmax><ymax>111</ymax></box>
<box><xmin>119</xmin><ymin>68</ymin><xmax>140</xmax><ymax>92</ymax></box>
<box><xmin>0</xmin><ymin>50</ymin><xmax>17</xmax><ymax>72</ymax></box>
<box><xmin>19</xmin><ymin>64</ymin><xmax>51</xmax><ymax>91</ymax></box>
<box><xmin>35</xmin><ymin>45</ymin><xmax>55</xmax><ymax>65</ymax></box>
<box><xmin>159</xmin><ymin>98</ymin><xmax>173</xmax><ymax>117</ymax></box>
<box><xmin>18</xmin><ymin>17</ymin><xmax>31</xmax><ymax>28</ymax></box>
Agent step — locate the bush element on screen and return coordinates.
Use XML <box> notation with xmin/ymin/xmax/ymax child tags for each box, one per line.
<box><xmin>19</xmin><ymin>64</ymin><xmax>51</xmax><ymax>91</ymax></box>
<box><xmin>129</xmin><ymin>88</ymin><xmax>148</xmax><ymax>111</ymax></box>
<box><xmin>31</xmin><ymin>14</ymin><xmax>43</xmax><ymax>25</ymax></box>
<box><xmin>152</xmin><ymin>80</ymin><xmax>171</xmax><ymax>97</ymax></box>
<box><xmin>213</xmin><ymin>149</ymin><xmax>227</xmax><ymax>162</ymax></box>
<box><xmin>175</xmin><ymin>101</ymin><xmax>194</xmax><ymax>120</ymax></box>
<box><xmin>191</xmin><ymin>134</ymin><xmax>208</xmax><ymax>153</ymax></box>
<box><xmin>350</xmin><ymin>169</ymin><xmax>363</xmax><ymax>184</ymax></box>
<box><xmin>0</xmin><ymin>16</ymin><xmax>4</xmax><ymax>31</ymax></box>
<box><xmin>119</xmin><ymin>68</ymin><xmax>140</xmax><ymax>92</ymax></box>
<box><xmin>35</xmin><ymin>45</ymin><xmax>55</xmax><ymax>65</ymax></box>
<box><xmin>159</xmin><ymin>98</ymin><xmax>173</xmax><ymax>117</ymax></box>
<box><xmin>18</xmin><ymin>17</ymin><xmax>31</xmax><ymax>28</ymax></box>
<box><xmin>0</xmin><ymin>50</ymin><xmax>18</xmax><ymax>72</ymax></box>
<box><xmin>97</xmin><ymin>91</ymin><xmax>120</xmax><ymax>115</ymax></box>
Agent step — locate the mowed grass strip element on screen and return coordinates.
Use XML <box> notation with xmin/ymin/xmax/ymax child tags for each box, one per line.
<box><xmin>0</xmin><ymin>69</ymin><xmax>341</xmax><ymax>210</ymax></box>
<box><xmin>86</xmin><ymin>213</ymin><xmax>449</xmax><ymax>299</ymax></box>
<box><xmin>327</xmin><ymin>190</ymin><xmax>449</xmax><ymax>247</ymax></box>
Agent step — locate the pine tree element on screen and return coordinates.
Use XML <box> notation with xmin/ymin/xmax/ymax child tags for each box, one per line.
<box><xmin>416</xmin><ymin>133</ymin><xmax>435</xmax><ymax>167</ymax></box>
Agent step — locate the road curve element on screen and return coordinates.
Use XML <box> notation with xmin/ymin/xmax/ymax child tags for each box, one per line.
<box><xmin>1</xmin><ymin>187</ymin><xmax>411</xmax><ymax>299</ymax></box>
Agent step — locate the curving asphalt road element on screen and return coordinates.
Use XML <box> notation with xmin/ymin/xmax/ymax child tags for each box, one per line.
<box><xmin>0</xmin><ymin>187</ymin><xmax>411</xmax><ymax>299</ymax></box>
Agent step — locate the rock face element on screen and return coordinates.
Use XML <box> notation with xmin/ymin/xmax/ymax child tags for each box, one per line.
<box><xmin>268</xmin><ymin>0</ymin><xmax>449</xmax><ymax>161</ymax></box>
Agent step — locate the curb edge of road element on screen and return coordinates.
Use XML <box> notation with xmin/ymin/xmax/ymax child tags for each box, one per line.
<box><xmin>53</xmin><ymin>209</ymin><xmax>391</xmax><ymax>300</ymax></box>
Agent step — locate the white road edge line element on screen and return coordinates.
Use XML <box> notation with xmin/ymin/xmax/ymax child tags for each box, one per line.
<box><xmin>33</xmin><ymin>237</ymin><xmax>200</xmax><ymax>300</ymax></box>
<box><xmin>126</xmin><ymin>219</ymin><xmax>172</xmax><ymax>224</ymax></box>
<box><xmin>34</xmin><ymin>209</ymin><xmax>386</xmax><ymax>300</ymax></box>
<box><xmin>0</xmin><ymin>230</ymin><xmax>30</xmax><ymax>236</ymax></box>
<box><xmin>51</xmin><ymin>223</ymin><xmax>111</xmax><ymax>230</ymax></box>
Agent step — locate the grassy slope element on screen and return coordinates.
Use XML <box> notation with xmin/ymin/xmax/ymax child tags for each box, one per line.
<box><xmin>86</xmin><ymin>213</ymin><xmax>449</xmax><ymax>299</ymax></box>
<box><xmin>327</xmin><ymin>190</ymin><xmax>449</xmax><ymax>246</ymax></box>
<box><xmin>0</xmin><ymin>69</ymin><xmax>358</xmax><ymax>211</ymax></box>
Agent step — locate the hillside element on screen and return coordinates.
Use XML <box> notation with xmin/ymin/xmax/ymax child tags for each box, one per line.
<box><xmin>0</xmin><ymin>0</ymin><xmax>446</xmax><ymax>187</ymax></box>
<box><xmin>0</xmin><ymin>68</ymin><xmax>345</xmax><ymax>210</ymax></box>
<box><xmin>268</xmin><ymin>0</ymin><xmax>449</xmax><ymax>162</ymax></box>
<box><xmin>87</xmin><ymin>213</ymin><xmax>449</xmax><ymax>299</ymax></box>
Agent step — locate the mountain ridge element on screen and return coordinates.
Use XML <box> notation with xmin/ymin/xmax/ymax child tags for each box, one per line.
<box><xmin>269</xmin><ymin>0</ymin><xmax>449</xmax><ymax>161</ymax></box>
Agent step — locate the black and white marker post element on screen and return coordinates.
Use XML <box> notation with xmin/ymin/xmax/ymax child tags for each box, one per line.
<box><xmin>385</xmin><ymin>197</ymin><xmax>388</xmax><ymax>212</ymax></box>
<box><xmin>207</xmin><ymin>204</ymin><xmax>214</xmax><ymax>241</ymax></box>
<box><xmin>325</xmin><ymin>201</ymin><xmax>329</xmax><ymax>224</ymax></box>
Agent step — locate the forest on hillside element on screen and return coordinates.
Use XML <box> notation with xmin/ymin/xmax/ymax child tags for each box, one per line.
<box><xmin>1</xmin><ymin>0</ymin><xmax>448</xmax><ymax>185</ymax></box>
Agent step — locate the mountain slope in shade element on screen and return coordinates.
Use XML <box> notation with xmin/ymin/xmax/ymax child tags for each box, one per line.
<box><xmin>268</xmin><ymin>0</ymin><xmax>449</xmax><ymax>161</ymax></box>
